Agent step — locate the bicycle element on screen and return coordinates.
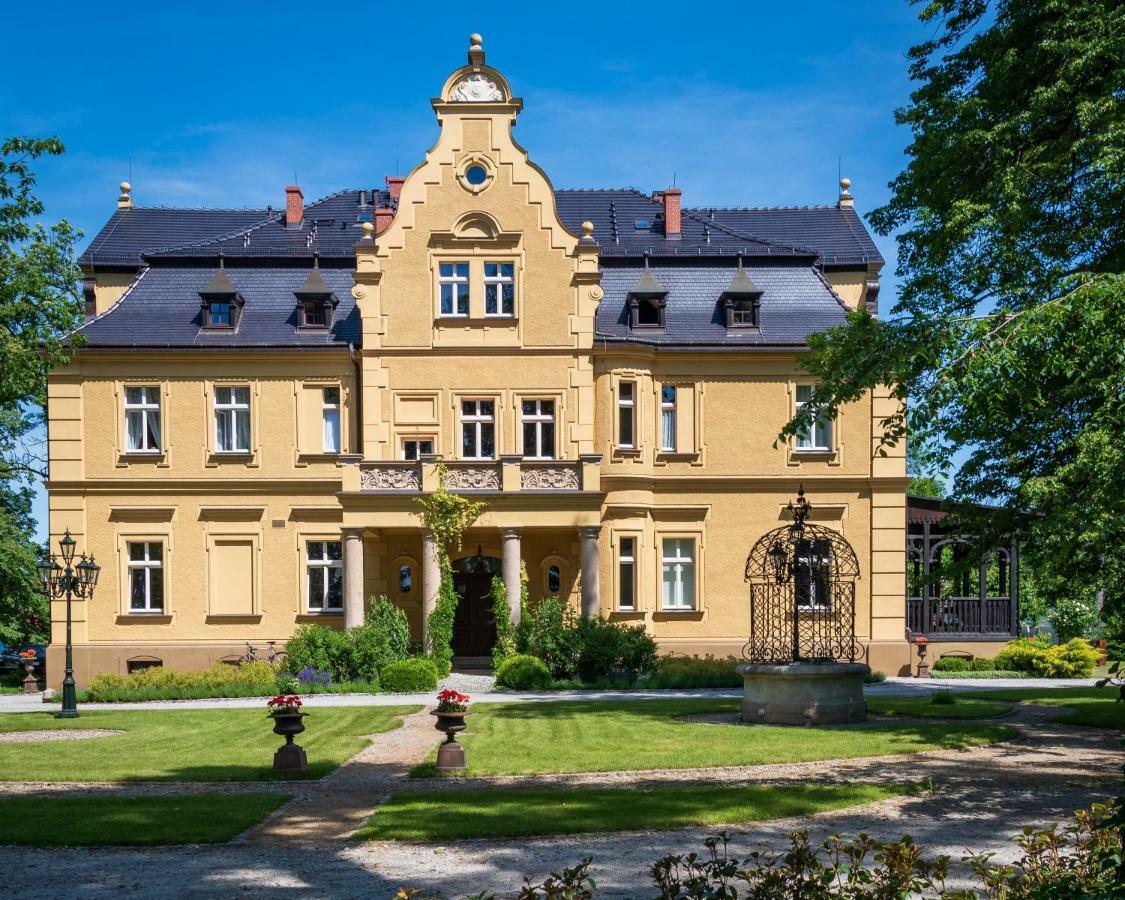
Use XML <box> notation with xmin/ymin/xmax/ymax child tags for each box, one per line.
<box><xmin>241</xmin><ymin>641</ymin><xmax>285</xmax><ymax>666</ymax></box>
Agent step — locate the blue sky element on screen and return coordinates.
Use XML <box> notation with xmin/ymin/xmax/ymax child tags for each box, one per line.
<box><xmin>3</xmin><ymin>0</ymin><xmax>931</xmax><ymax>539</ymax></box>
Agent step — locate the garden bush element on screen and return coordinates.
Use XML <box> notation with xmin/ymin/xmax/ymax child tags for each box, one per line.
<box><xmin>380</xmin><ymin>657</ymin><xmax>438</xmax><ymax>692</ymax></box>
<box><xmin>1049</xmin><ymin>595</ymin><xmax>1100</xmax><ymax>643</ymax></box>
<box><xmin>516</xmin><ymin>596</ymin><xmax>581</xmax><ymax>679</ymax></box>
<box><xmin>932</xmin><ymin>670</ymin><xmax>1025</xmax><ymax>679</ymax></box>
<box><xmin>970</xmin><ymin>657</ymin><xmax>996</xmax><ymax>671</ymax></box>
<box><xmin>932</xmin><ymin>656</ymin><xmax>970</xmax><ymax>672</ymax></box>
<box><xmin>994</xmin><ymin>637</ymin><xmax>1099</xmax><ymax>678</ymax></box>
<box><xmin>994</xmin><ymin>638</ymin><xmax>1051</xmax><ymax>674</ymax></box>
<box><xmin>283</xmin><ymin>597</ymin><xmax>409</xmax><ymax>682</ymax></box>
<box><xmin>86</xmin><ymin>661</ymin><xmax>278</xmax><ymax>702</ymax></box>
<box><xmin>863</xmin><ymin>670</ymin><xmax>887</xmax><ymax>684</ymax></box>
<box><xmin>573</xmin><ymin>616</ymin><xmax>658</xmax><ymax>683</ymax></box>
<box><xmin>494</xmin><ymin>654</ymin><xmax>552</xmax><ymax>690</ymax></box>
<box><xmin>635</xmin><ymin>655</ymin><xmax>742</xmax><ymax>689</ymax></box>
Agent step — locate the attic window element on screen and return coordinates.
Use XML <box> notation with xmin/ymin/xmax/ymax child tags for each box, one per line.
<box><xmin>301</xmin><ymin>300</ymin><xmax>328</xmax><ymax>328</ymax></box>
<box><xmin>721</xmin><ymin>265</ymin><xmax>763</xmax><ymax>330</ymax></box>
<box><xmin>199</xmin><ymin>268</ymin><xmax>244</xmax><ymax>330</ymax></box>
<box><xmin>633</xmin><ymin>297</ymin><xmax>665</xmax><ymax>327</ymax></box>
<box><xmin>634</xmin><ymin>219</ymin><xmax>650</xmax><ymax>231</ymax></box>
<box><xmin>295</xmin><ymin>264</ymin><xmax>338</xmax><ymax>330</ymax></box>
<box><xmin>207</xmin><ymin>301</ymin><xmax>234</xmax><ymax>328</ymax></box>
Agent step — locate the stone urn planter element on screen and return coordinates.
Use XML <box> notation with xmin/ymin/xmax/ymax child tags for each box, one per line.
<box><xmin>914</xmin><ymin>638</ymin><xmax>931</xmax><ymax>679</ymax></box>
<box><xmin>432</xmin><ymin>689</ymin><xmax>471</xmax><ymax>772</ymax></box>
<box><xmin>20</xmin><ymin>658</ymin><xmax>38</xmax><ymax>695</ymax></box>
<box><xmin>267</xmin><ymin>695</ymin><xmax>308</xmax><ymax>772</ymax></box>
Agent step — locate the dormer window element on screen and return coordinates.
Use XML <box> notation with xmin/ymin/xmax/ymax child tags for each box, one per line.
<box><xmin>199</xmin><ymin>268</ymin><xmax>244</xmax><ymax>330</ymax></box>
<box><xmin>295</xmin><ymin>265</ymin><xmax>338</xmax><ymax>330</ymax></box>
<box><xmin>626</xmin><ymin>266</ymin><xmax>668</xmax><ymax>331</ymax></box>
<box><xmin>721</xmin><ymin>266</ymin><xmax>763</xmax><ymax>330</ymax></box>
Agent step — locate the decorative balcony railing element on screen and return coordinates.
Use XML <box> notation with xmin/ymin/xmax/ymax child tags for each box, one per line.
<box><xmin>352</xmin><ymin>456</ymin><xmax>599</xmax><ymax>494</ymax></box>
<box><xmin>906</xmin><ymin>595</ymin><xmax>1016</xmax><ymax>637</ymax></box>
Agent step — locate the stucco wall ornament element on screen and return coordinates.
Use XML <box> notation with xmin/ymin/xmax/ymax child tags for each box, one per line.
<box><xmin>443</xmin><ymin>466</ymin><xmax>500</xmax><ymax>490</ymax></box>
<box><xmin>450</xmin><ymin>74</ymin><xmax>503</xmax><ymax>102</ymax></box>
<box><xmin>521</xmin><ymin>465</ymin><xmax>581</xmax><ymax>490</ymax></box>
<box><xmin>360</xmin><ymin>465</ymin><xmax>421</xmax><ymax>491</ymax></box>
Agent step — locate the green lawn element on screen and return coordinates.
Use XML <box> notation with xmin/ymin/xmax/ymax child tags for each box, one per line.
<box><xmin>866</xmin><ymin>695</ymin><xmax>1011</xmax><ymax>719</ymax></box>
<box><xmin>963</xmin><ymin>686</ymin><xmax>1123</xmax><ymax>730</ymax></box>
<box><xmin>358</xmin><ymin>783</ymin><xmax>911</xmax><ymax>841</ymax></box>
<box><xmin>411</xmin><ymin>700</ymin><xmax>1016</xmax><ymax>777</ymax></box>
<box><xmin>0</xmin><ymin>706</ymin><xmax>421</xmax><ymax>782</ymax></box>
<box><xmin>0</xmin><ymin>793</ymin><xmax>289</xmax><ymax>846</ymax></box>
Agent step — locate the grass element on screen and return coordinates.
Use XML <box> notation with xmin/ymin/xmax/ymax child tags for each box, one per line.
<box><xmin>358</xmin><ymin>783</ymin><xmax>911</xmax><ymax>841</ymax></box>
<box><xmin>411</xmin><ymin>700</ymin><xmax>1016</xmax><ymax>777</ymax></box>
<box><xmin>866</xmin><ymin>695</ymin><xmax>1012</xmax><ymax>719</ymax></box>
<box><xmin>0</xmin><ymin>793</ymin><xmax>289</xmax><ymax>846</ymax></box>
<box><xmin>0</xmin><ymin>705</ymin><xmax>420</xmax><ymax>782</ymax></box>
<box><xmin>963</xmin><ymin>686</ymin><xmax>1123</xmax><ymax>730</ymax></box>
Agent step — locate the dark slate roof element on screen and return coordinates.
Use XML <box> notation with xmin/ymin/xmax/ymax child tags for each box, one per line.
<box><xmin>77</xmin><ymin>265</ymin><xmax>359</xmax><ymax>348</ymax></box>
<box><xmin>596</xmin><ymin>259</ymin><xmax>849</xmax><ymax>347</ymax></box>
<box><xmin>79</xmin><ymin>188</ymin><xmax>881</xmax><ymax>268</ymax></box>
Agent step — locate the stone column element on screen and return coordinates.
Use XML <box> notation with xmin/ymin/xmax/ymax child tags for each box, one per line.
<box><xmin>500</xmin><ymin>528</ymin><xmax>522</xmax><ymax>626</ymax></box>
<box><xmin>343</xmin><ymin>528</ymin><xmax>365</xmax><ymax>629</ymax></box>
<box><xmin>421</xmin><ymin>529</ymin><xmax>440</xmax><ymax>651</ymax></box>
<box><xmin>579</xmin><ymin>525</ymin><xmax>602</xmax><ymax>618</ymax></box>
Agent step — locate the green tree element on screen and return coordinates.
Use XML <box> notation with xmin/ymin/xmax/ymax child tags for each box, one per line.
<box><xmin>784</xmin><ymin>1</ymin><xmax>1125</xmax><ymax>635</ymax></box>
<box><xmin>0</xmin><ymin>137</ymin><xmax>83</xmax><ymax>644</ymax></box>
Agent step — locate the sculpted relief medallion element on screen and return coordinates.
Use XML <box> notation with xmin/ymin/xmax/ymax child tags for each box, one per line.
<box><xmin>450</xmin><ymin>74</ymin><xmax>503</xmax><ymax>102</ymax></box>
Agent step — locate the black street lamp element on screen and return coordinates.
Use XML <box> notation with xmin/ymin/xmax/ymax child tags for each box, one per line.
<box><xmin>38</xmin><ymin>530</ymin><xmax>99</xmax><ymax>718</ymax></box>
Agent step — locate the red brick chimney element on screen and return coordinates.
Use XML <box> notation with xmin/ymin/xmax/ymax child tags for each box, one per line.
<box><xmin>386</xmin><ymin>176</ymin><xmax>406</xmax><ymax>204</ymax></box>
<box><xmin>285</xmin><ymin>185</ymin><xmax>303</xmax><ymax>228</ymax></box>
<box><xmin>663</xmin><ymin>187</ymin><xmax>682</xmax><ymax>239</ymax></box>
<box><xmin>374</xmin><ymin>207</ymin><xmax>394</xmax><ymax>233</ymax></box>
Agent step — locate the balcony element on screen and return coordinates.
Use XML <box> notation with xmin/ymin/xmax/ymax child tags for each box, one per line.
<box><xmin>348</xmin><ymin>455</ymin><xmax>602</xmax><ymax>494</ymax></box>
<box><xmin>907</xmin><ymin>595</ymin><xmax>1017</xmax><ymax>639</ymax></box>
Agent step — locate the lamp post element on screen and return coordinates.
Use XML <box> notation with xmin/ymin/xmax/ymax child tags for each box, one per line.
<box><xmin>38</xmin><ymin>530</ymin><xmax>99</xmax><ymax>718</ymax></box>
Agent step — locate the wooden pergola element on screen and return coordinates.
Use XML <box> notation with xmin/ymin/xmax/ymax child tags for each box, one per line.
<box><xmin>906</xmin><ymin>494</ymin><xmax>1019</xmax><ymax>640</ymax></box>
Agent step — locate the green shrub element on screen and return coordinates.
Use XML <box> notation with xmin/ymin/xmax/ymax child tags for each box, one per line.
<box><xmin>275</xmin><ymin>671</ymin><xmax>300</xmax><ymax>693</ymax></box>
<box><xmin>494</xmin><ymin>654</ymin><xmax>552</xmax><ymax>690</ymax></box>
<box><xmin>283</xmin><ymin>598</ymin><xmax>409</xmax><ymax>682</ymax></box>
<box><xmin>636</xmin><ymin>655</ymin><xmax>742</xmax><ymax>689</ymax></box>
<box><xmin>516</xmin><ymin>596</ymin><xmax>581</xmax><ymax>679</ymax></box>
<box><xmin>863</xmin><ymin>670</ymin><xmax>887</xmax><ymax>684</ymax></box>
<box><xmin>1035</xmin><ymin>638</ymin><xmax>1100</xmax><ymax>678</ymax></box>
<box><xmin>970</xmin><ymin>657</ymin><xmax>996</xmax><ymax>671</ymax></box>
<box><xmin>380</xmin><ymin>657</ymin><xmax>438</xmax><ymax>692</ymax></box>
<box><xmin>86</xmin><ymin>661</ymin><xmax>278</xmax><ymax>702</ymax></box>
<box><xmin>932</xmin><ymin>656</ymin><xmax>970</xmax><ymax>672</ymax></box>
<box><xmin>489</xmin><ymin>575</ymin><xmax>518</xmax><ymax>669</ymax></box>
<box><xmin>283</xmin><ymin>624</ymin><xmax>350</xmax><ymax>678</ymax></box>
<box><xmin>994</xmin><ymin>638</ymin><xmax>1049</xmax><ymax>674</ymax></box>
<box><xmin>930</xmin><ymin>689</ymin><xmax>956</xmax><ymax>705</ymax></box>
<box><xmin>931</xmin><ymin>669</ymin><xmax>1026</xmax><ymax>679</ymax></box>
<box><xmin>1049</xmin><ymin>596</ymin><xmax>1100</xmax><ymax>643</ymax></box>
<box><xmin>427</xmin><ymin>558</ymin><xmax>458</xmax><ymax>678</ymax></box>
<box><xmin>573</xmin><ymin>616</ymin><xmax>658</xmax><ymax>683</ymax></box>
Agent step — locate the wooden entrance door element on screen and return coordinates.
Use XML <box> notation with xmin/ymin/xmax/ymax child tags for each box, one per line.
<box><xmin>451</xmin><ymin>557</ymin><xmax>499</xmax><ymax>657</ymax></box>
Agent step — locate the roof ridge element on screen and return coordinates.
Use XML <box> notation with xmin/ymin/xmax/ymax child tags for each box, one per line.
<box><xmin>145</xmin><ymin>212</ymin><xmax>284</xmax><ymax>256</ymax></box>
<box><xmin>682</xmin><ymin>209</ymin><xmax>819</xmax><ymax>257</ymax></box>
<box><xmin>685</xmin><ymin>204</ymin><xmax>838</xmax><ymax>212</ymax></box>
<box><xmin>810</xmin><ymin>266</ymin><xmax>854</xmax><ymax>313</ymax></box>
<box><xmin>73</xmin><ymin>266</ymin><xmax>151</xmax><ymax>336</ymax></box>
<box><xmin>130</xmin><ymin>205</ymin><xmax>271</xmax><ymax>212</ymax></box>
<box><xmin>554</xmin><ymin>187</ymin><xmax>651</xmax><ymax>197</ymax></box>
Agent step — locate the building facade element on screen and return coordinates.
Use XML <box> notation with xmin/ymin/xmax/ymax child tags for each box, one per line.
<box><xmin>47</xmin><ymin>36</ymin><xmax>963</xmax><ymax>685</ymax></box>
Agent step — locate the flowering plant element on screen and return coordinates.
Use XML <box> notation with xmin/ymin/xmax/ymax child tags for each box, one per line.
<box><xmin>267</xmin><ymin>694</ymin><xmax>303</xmax><ymax>714</ymax></box>
<box><xmin>435</xmin><ymin>689</ymin><xmax>470</xmax><ymax>713</ymax></box>
<box><xmin>913</xmin><ymin>636</ymin><xmax>929</xmax><ymax>645</ymax></box>
<box><xmin>18</xmin><ymin>649</ymin><xmax>37</xmax><ymax>660</ymax></box>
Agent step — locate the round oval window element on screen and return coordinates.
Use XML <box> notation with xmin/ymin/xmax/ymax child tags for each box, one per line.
<box><xmin>465</xmin><ymin>164</ymin><xmax>488</xmax><ymax>186</ymax></box>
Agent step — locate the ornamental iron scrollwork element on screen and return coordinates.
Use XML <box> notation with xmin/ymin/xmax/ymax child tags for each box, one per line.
<box><xmin>742</xmin><ymin>486</ymin><xmax>862</xmax><ymax>664</ymax></box>
<box><xmin>359</xmin><ymin>464</ymin><xmax>421</xmax><ymax>491</ymax></box>
<box><xmin>521</xmin><ymin>464</ymin><xmax>581</xmax><ymax>490</ymax></box>
<box><xmin>443</xmin><ymin>465</ymin><xmax>500</xmax><ymax>490</ymax></box>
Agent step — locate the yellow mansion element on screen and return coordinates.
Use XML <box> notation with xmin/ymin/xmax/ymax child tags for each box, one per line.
<box><xmin>47</xmin><ymin>35</ymin><xmax>971</xmax><ymax>686</ymax></box>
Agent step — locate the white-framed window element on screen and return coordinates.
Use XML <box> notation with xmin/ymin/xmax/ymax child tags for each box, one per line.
<box><xmin>306</xmin><ymin>540</ymin><xmax>343</xmax><ymax>612</ymax></box>
<box><xmin>618</xmin><ymin>380</ymin><xmax>636</xmax><ymax>448</ymax></box>
<box><xmin>660</xmin><ymin>385</ymin><xmax>677</xmax><ymax>452</ymax></box>
<box><xmin>127</xmin><ymin>541</ymin><xmax>164</xmax><ymax>613</ymax></box>
<box><xmin>214</xmin><ymin>386</ymin><xmax>251</xmax><ymax>453</ymax></box>
<box><xmin>521</xmin><ymin>399</ymin><xmax>555</xmax><ymax>459</ymax></box>
<box><xmin>461</xmin><ymin>399</ymin><xmax>496</xmax><ymax>459</ymax></box>
<box><xmin>618</xmin><ymin>537</ymin><xmax>636</xmax><ymax>610</ymax></box>
<box><xmin>401</xmin><ymin>437</ymin><xmax>435</xmax><ymax>460</ymax></box>
<box><xmin>322</xmin><ymin>386</ymin><xmax>341</xmax><ymax>454</ymax></box>
<box><xmin>124</xmin><ymin>386</ymin><xmax>162</xmax><ymax>453</ymax></box>
<box><xmin>484</xmin><ymin>262</ymin><xmax>515</xmax><ymax>317</ymax></box>
<box><xmin>795</xmin><ymin>384</ymin><xmax>832</xmax><ymax>451</ymax></box>
<box><xmin>661</xmin><ymin>537</ymin><xmax>695</xmax><ymax>610</ymax></box>
<box><xmin>439</xmin><ymin>262</ymin><xmax>469</xmax><ymax>317</ymax></box>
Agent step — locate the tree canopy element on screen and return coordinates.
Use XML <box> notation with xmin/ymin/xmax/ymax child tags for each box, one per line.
<box><xmin>784</xmin><ymin>0</ymin><xmax>1125</xmax><ymax>632</ymax></box>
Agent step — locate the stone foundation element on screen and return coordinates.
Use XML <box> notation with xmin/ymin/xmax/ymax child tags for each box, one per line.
<box><xmin>737</xmin><ymin>661</ymin><xmax>870</xmax><ymax>725</ymax></box>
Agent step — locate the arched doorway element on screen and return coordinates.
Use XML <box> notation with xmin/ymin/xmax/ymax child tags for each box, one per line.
<box><xmin>450</xmin><ymin>552</ymin><xmax>500</xmax><ymax>658</ymax></box>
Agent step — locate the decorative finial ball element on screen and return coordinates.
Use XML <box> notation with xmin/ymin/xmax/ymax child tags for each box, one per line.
<box><xmin>469</xmin><ymin>33</ymin><xmax>483</xmax><ymax>47</ymax></box>
<box><xmin>120</xmin><ymin>181</ymin><xmax>131</xmax><ymax>193</ymax></box>
<box><xmin>840</xmin><ymin>177</ymin><xmax>852</xmax><ymax>192</ymax></box>
<box><xmin>361</xmin><ymin>221</ymin><xmax>375</xmax><ymax>239</ymax></box>
<box><xmin>581</xmin><ymin>220</ymin><xmax>594</xmax><ymax>237</ymax></box>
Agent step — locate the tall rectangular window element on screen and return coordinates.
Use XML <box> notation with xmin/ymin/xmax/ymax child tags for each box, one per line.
<box><xmin>795</xmin><ymin>538</ymin><xmax>831</xmax><ymax>610</ymax></box>
<box><xmin>306</xmin><ymin>541</ymin><xmax>343</xmax><ymax>612</ymax></box>
<box><xmin>322</xmin><ymin>386</ymin><xmax>341</xmax><ymax>454</ymax></box>
<box><xmin>795</xmin><ymin>385</ymin><xmax>832</xmax><ymax>451</ymax></box>
<box><xmin>214</xmin><ymin>386</ymin><xmax>251</xmax><ymax>453</ymax></box>
<box><xmin>461</xmin><ymin>399</ymin><xmax>495</xmax><ymax>459</ymax></box>
<box><xmin>660</xmin><ymin>384</ymin><xmax>677</xmax><ymax>452</ymax></box>
<box><xmin>521</xmin><ymin>399</ymin><xmax>555</xmax><ymax>459</ymax></box>
<box><xmin>124</xmin><ymin>386</ymin><xmax>161</xmax><ymax>452</ymax></box>
<box><xmin>618</xmin><ymin>380</ymin><xmax>635</xmax><ymax>448</ymax></box>
<box><xmin>661</xmin><ymin>538</ymin><xmax>695</xmax><ymax>610</ymax></box>
<box><xmin>401</xmin><ymin>437</ymin><xmax>435</xmax><ymax>460</ymax></box>
<box><xmin>484</xmin><ymin>262</ymin><xmax>515</xmax><ymax>316</ymax></box>
<box><xmin>618</xmin><ymin>537</ymin><xmax>636</xmax><ymax>610</ymax></box>
<box><xmin>128</xmin><ymin>542</ymin><xmax>164</xmax><ymax>613</ymax></box>
<box><xmin>439</xmin><ymin>262</ymin><xmax>469</xmax><ymax>317</ymax></box>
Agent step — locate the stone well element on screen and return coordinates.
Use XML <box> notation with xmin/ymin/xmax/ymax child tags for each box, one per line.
<box><xmin>737</xmin><ymin>661</ymin><xmax>870</xmax><ymax>725</ymax></box>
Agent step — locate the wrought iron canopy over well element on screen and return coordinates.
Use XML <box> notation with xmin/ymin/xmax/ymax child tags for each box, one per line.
<box><xmin>742</xmin><ymin>487</ymin><xmax>862</xmax><ymax>664</ymax></box>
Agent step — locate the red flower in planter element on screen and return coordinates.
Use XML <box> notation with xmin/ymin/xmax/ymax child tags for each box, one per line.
<box><xmin>267</xmin><ymin>694</ymin><xmax>303</xmax><ymax>713</ymax></box>
<box><xmin>913</xmin><ymin>636</ymin><xmax>929</xmax><ymax>645</ymax></box>
<box><xmin>436</xmin><ymin>689</ymin><xmax>470</xmax><ymax>713</ymax></box>
<box><xmin>18</xmin><ymin>649</ymin><xmax>36</xmax><ymax>660</ymax></box>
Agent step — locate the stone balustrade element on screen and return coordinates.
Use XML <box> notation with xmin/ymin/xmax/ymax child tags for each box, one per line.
<box><xmin>352</xmin><ymin>454</ymin><xmax>601</xmax><ymax>493</ymax></box>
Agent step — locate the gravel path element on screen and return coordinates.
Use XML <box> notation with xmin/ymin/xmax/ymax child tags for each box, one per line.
<box><xmin>0</xmin><ymin>729</ymin><xmax>123</xmax><ymax>743</ymax></box>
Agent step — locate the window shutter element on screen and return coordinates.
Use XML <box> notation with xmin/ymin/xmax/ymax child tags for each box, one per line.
<box><xmin>298</xmin><ymin>384</ymin><xmax>322</xmax><ymax>454</ymax></box>
<box><xmin>675</xmin><ymin>384</ymin><xmax>697</xmax><ymax>454</ymax></box>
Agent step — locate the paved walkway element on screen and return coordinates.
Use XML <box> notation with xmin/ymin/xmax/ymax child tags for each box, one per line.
<box><xmin>0</xmin><ymin>688</ymin><xmax>1117</xmax><ymax>896</ymax></box>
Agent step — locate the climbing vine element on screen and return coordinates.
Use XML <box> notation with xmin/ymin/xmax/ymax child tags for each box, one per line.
<box><xmin>489</xmin><ymin>560</ymin><xmax>528</xmax><ymax>669</ymax></box>
<box><xmin>415</xmin><ymin>462</ymin><xmax>486</xmax><ymax>676</ymax></box>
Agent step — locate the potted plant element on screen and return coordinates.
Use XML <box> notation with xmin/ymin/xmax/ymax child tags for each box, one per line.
<box><xmin>266</xmin><ymin>694</ymin><xmax>308</xmax><ymax>771</ymax></box>
<box><xmin>432</xmin><ymin>689</ymin><xmax>470</xmax><ymax>771</ymax></box>
<box><xmin>913</xmin><ymin>636</ymin><xmax>931</xmax><ymax>679</ymax></box>
<box><xmin>19</xmin><ymin>650</ymin><xmax>38</xmax><ymax>694</ymax></box>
